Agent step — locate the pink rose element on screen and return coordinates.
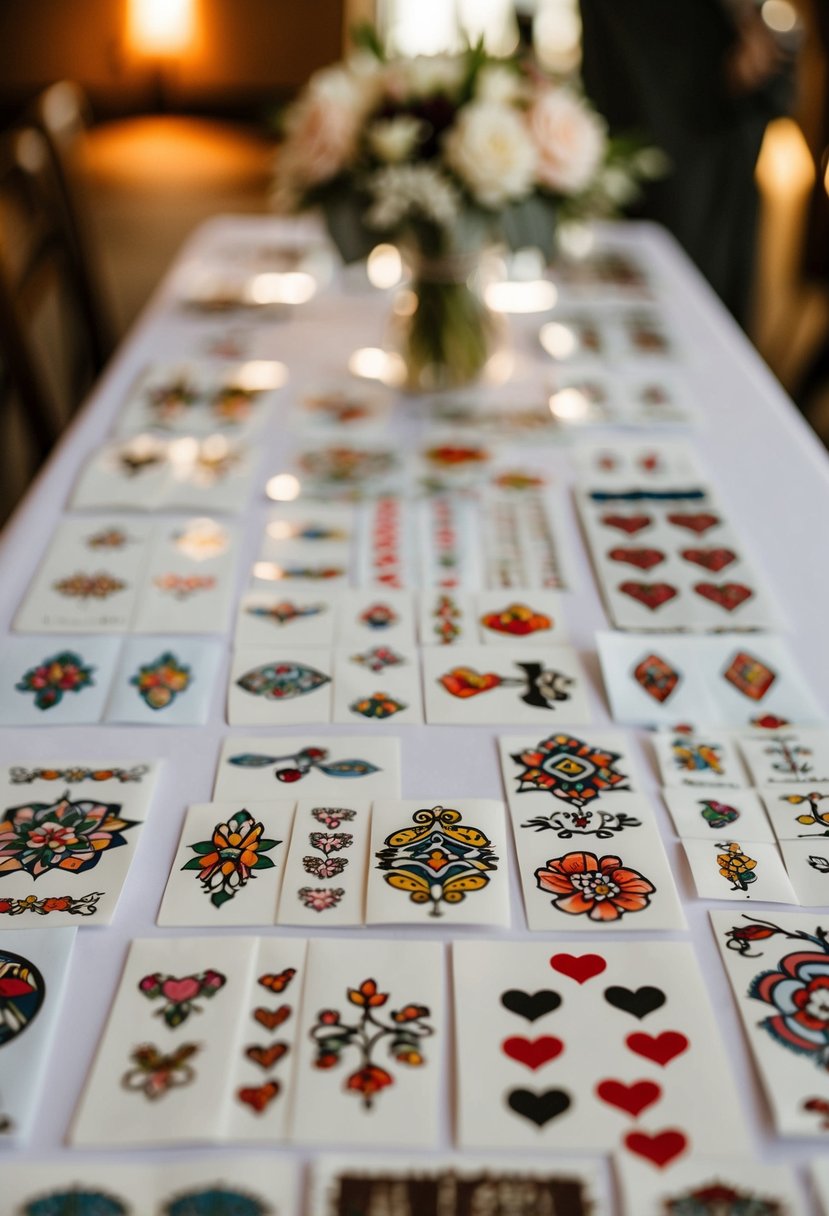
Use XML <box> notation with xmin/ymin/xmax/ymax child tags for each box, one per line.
<box><xmin>529</xmin><ymin>88</ymin><xmax>606</xmax><ymax>196</ymax></box>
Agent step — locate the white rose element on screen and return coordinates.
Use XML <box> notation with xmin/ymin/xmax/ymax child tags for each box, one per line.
<box><xmin>529</xmin><ymin>88</ymin><xmax>606</xmax><ymax>196</ymax></box>
<box><xmin>368</xmin><ymin>116</ymin><xmax>423</xmax><ymax>163</ymax></box>
<box><xmin>280</xmin><ymin>66</ymin><xmax>368</xmax><ymax>188</ymax></box>
<box><xmin>444</xmin><ymin>101</ymin><xmax>537</xmax><ymax>209</ymax></box>
<box><xmin>475</xmin><ymin>63</ymin><xmax>527</xmax><ymax>106</ymax></box>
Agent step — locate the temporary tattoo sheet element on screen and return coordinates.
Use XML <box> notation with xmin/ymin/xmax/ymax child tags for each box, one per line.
<box><xmin>423</xmin><ymin>644</ymin><xmax>592</xmax><ymax>726</ymax></box>
<box><xmin>739</xmin><ymin>728</ymin><xmax>829</xmax><ymax>786</ymax></box>
<box><xmin>661</xmin><ymin>787</ymin><xmax>775</xmax><ymax>843</ymax></box>
<box><xmin>157</xmin><ymin>800</ymin><xmax>294</xmax><ymax>927</ymax></box>
<box><xmin>573</xmin><ymin>442</ymin><xmax>702</xmax><ymax>485</ymax></box>
<box><xmin>453</xmin><ymin>939</ymin><xmax>749</xmax><ymax>1159</ymax></box>
<box><xmin>213</xmin><ymin>736</ymin><xmax>401</xmax><ymax>800</ymax></box>
<box><xmin>332</xmin><ymin>646</ymin><xmax>424</xmax><ymax>725</ymax></box>
<box><xmin>222</xmin><ymin>937</ymin><xmax>306</xmax><ymax>1142</ymax></box>
<box><xmin>614</xmin><ymin>1155</ymin><xmax>806</xmax><ymax>1216</ymax></box>
<box><xmin>130</xmin><ymin>518</ymin><xmax>239</xmax><ymax>635</ymax></box>
<box><xmin>113</xmin><ymin>359</ymin><xmax>284</xmax><ymax>438</ymax></box>
<box><xmin>365</xmin><ymin>799</ymin><xmax>510</xmax><ymax>928</ymax></box>
<box><xmin>415</xmin><ymin>493</ymin><xmax>482</xmax><ymax>589</ymax></box>
<box><xmin>682</xmin><ymin>838</ymin><xmax>796</xmax><ymax>904</ymax></box>
<box><xmin>0</xmin><ymin>927</ymin><xmax>76</xmax><ymax>1142</ymax></box>
<box><xmin>71</xmin><ymin>435</ymin><xmax>257</xmax><ymax>513</ymax></box>
<box><xmin>277</xmin><ymin>798</ymin><xmax>371</xmax><ymax>927</ymax></box>
<box><xmin>106</xmin><ymin>638</ymin><xmax>223</xmax><ymax>725</ymax></box>
<box><xmin>1</xmin><ymin>1155</ymin><xmax>298</xmax><ymax>1216</ymax></box>
<box><xmin>0</xmin><ymin>636</ymin><xmax>120</xmax><ymax>726</ymax></box>
<box><xmin>652</xmin><ymin>726</ymin><xmax>747</xmax><ymax>789</ymax></box>
<box><xmin>228</xmin><ymin>646</ymin><xmax>334</xmax><ymax>726</ymax></box>
<box><xmin>71</xmin><ymin>936</ymin><xmax>259</xmax><ymax>1146</ymax></box>
<box><xmin>551</xmin><ymin>245</ymin><xmax>654</xmax><ymax>302</ymax></box>
<box><xmin>577</xmin><ymin>486</ymin><xmax>777</xmax><ymax>632</ymax></box>
<box><xmin>499</xmin><ymin>732</ymin><xmax>685</xmax><ymax>930</ymax></box>
<box><xmin>290</xmin><ymin>937</ymin><xmax>444</xmax><ymax>1147</ymax></box>
<box><xmin>360</xmin><ymin>495</ymin><xmax>414</xmax><ymax>589</ymax></box>
<box><xmin>548</xmin><ymin>367</ymin><xmax>695</xmax><ymax>429</ymax></box>
<box><xmin>597</xmin><ymin>633</ymin><xmax>825</xmax><ymax>727</ymax></box>
<box><xmin>479</xmin><ymin>483</ymin><xmax>568</xmax><ymax>591</ymax></box>
<box><xmin>713</xmin><ymin>910</ymin><xmax>829</xmax><ymax>1137</ymax></box>
<box><xmin>14</xmin><ymin>516</ymin><xmax>151</xmax><ymax>634</ymax></box>
<box><xmin>0</xmin><ymin>760</ymin><xmax>159</xmax><ymax>927</ymax></box>
<box><xmin>310</xmin><ymin>1154</ymin><xmax>607</xmax><ymax>1216</ymax></box>
<box><xmin>235</xmin><ymin>590</ymin><xmax>336</xmax><ymax>648</ymax></box>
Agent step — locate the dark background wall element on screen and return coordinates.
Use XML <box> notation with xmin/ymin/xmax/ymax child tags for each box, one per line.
<box><xmin>0</xmin><ymin>0</ymin><xmax>346</xmax><ymax>123</ymax></box>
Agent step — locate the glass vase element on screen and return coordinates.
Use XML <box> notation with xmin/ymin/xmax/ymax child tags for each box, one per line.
<box><xmin>390</xmin><ymin>245</ymin><xmax>502</xmax><ymax>393</ymax></box>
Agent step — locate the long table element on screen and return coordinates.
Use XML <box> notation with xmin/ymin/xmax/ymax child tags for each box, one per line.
<box><xmin>2</xmin><ymin>215</ymin><xmax>828</xmax><ymax>1210</ymax></box>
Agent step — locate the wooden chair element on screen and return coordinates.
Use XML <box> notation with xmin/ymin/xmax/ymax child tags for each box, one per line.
<box><xmin>29</xmin><ymin>81</ymin><xmax>115</xmax><ymax>369</ymax></box>
<box><xmin>0</xmin><ymin>124</ymin><xmax>105</xmax><ymax>518</ymax></box>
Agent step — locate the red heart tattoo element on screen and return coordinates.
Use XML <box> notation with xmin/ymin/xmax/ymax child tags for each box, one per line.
<box><xmin>502</xmin><ymin>1035</ymin><xmax>564</xmax><ymax>1070</ymax></box>
<box><xmin>619</xmin><ymin>581</ymin><xmax>678</xmax><ymax>610</ymax></box>
<box><xmin>601</xmin><ymin>514</ymin><xmax>652</xmax><ymax>535</ymax></box>
<box><xmin>680</xmin><ymin>547</ymin><xmax>736</xmax><ymax>572</ymax></box>
<box><xmin>237</xmin><ymin>1081</ymin><xmax>280</xmax><ymax>1113</ymax></box>
<box><xmin>626</xmin><ymin>1031</ymin><xmax>689</xmax><ymax>1066</ymax></box>
<box><xmin>439</xmin><ymin>667</ymin><xmax>502</xmax><ymax>699</ymax></box>
<box><xmin>254</xmin><ymin>1005</ymin><xmax>291</xmax><ymax>1030</ymax></box>
<box><xmin>246</xmin><ymin>1042</ymin><xmax>289</xmax><ymax>1069</ymax></box>
<box><xmin>607</xmin><ymin>547</ymin><xmax>665</xmax><ymax>570</ymax></box>
<box><xmin>160</xmin><ymin>977</ymin><xmax>201</xmax><ymax>1003</ymax></box>
<box><xmin>624</xmin><ymin>1128</ymin><xmax>689</xmax><ymax>1168</ymax></box>
<box><xmin>596</xmin><ymin>1078</ymin><xmax>662</xmax><ymax>1118</ymax></box>
<box><xmin>694</xmin><ymin>582</ymin><xmax>753</xmax><ymax>612</ymax></box>
<box><xmin>549</xmin><ymin>953</ymin><xmax>606</xmax><ymax>984</ymax></box>
<box><xmin>666</xmin><ymin>512</ymin><xmax>720</xmax><ymax>534</ymax></box>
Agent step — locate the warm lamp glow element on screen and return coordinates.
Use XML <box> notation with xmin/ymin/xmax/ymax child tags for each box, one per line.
<box><xmin>129</xmin><ymin>0</ymin><xmax>195</xmax><ymax>55</ymax></box>
<box><xmin>755</xmin><ymin>117</ymin><xmax>815</xmax><ymax>198</ymax></box>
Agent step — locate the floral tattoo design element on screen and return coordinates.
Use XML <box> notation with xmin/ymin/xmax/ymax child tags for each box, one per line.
<box><xmin>310</xmin><ymin>978</ymin><xmax>433</xmax><ymax>1109</ymax></box>
<box><xmin>182</xmin><ymin>809</ymin><xmax>280</xmax><ymax>909</ymax></box>
<box><xmin>0</xmin><ymin>794</ymin><xmax>138</xmax><ymax>879</ymax></box>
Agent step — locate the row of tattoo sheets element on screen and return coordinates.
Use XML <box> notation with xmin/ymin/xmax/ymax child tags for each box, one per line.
<box><xmin>6</xmin><ymin>1155</ymin><xmax>829</xmax><ymax>1216</ymax></box>
<box><xmin>6</xmin><ymin>726</ymin><xmax>829</xmax><ymax>936</ymax></box>
<box><xmin>2</xmin><ymin>609</ymin><xmax>822</xmax><ymax>728</ymax></box>
<box><xmin>7</xmin><ymin>917</ymin><xmax>829</xmax><ymax>1189</ymax></box>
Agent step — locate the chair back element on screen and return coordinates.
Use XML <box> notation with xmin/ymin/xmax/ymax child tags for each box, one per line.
<box><xmin>30</xmin><ymin>81</ymin><xmax>115</xmax><ymax>368</ymax></box>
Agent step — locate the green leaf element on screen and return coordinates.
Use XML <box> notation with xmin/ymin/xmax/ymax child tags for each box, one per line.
<box><xmin>320</xmin><ymin>185</ymin><xmax>376</xmax><ymax>264</ymax></box>
<box><xmin>349</xmin><ymin>21</ymin><xmax>385</xmax><ymax>61</ymax></box>
<box><xmin>211</xmin><ymin>889</ymin><xmax>234</xmax><ymax>908</ymax></box>
<box><xmin>188</xmin><ymin>840</ymin><xmax>215</xmax><ymax>854</ymax></box>
<box><xmin>257</xmin><ymin>838</ymin><xmax>281</xmax><ymax>851</ymax></box>
<box><xmin>181</xmin><ymin>857</ymin><xmax>204</xmax><ymax>870</ymax></box>
<box><xmin>253</xmin><ymin>856</ymin><xmax>275</xmax><ymax>870</ymax></box>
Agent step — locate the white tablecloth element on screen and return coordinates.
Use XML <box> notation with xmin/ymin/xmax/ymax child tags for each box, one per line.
<box><xmin>2</xmin><ymin>216</ymin><xmax>828</xmax><ymax>1211</ymax></box>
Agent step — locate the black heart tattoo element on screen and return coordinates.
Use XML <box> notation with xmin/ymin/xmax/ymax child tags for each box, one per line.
<box><xmin>603</xmin><ymin>985</ymin><xmax>666</xmax><ymax>1020</ymax></box>
<box><xmin>507</xmin><ymin>1088</ymin><xmax>571</xmax><ymax>1127</ymax></box>
<box><xmin>501</xmin><ymin>988</ymin><xmax>562</xmax><ymax>1022</ymax></box>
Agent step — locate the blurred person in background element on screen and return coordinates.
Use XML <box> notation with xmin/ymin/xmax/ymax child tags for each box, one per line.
<box><xmin>578</xmin><ymin>0</ymin><xmax>792</xmax><ymax>326</ymax></box>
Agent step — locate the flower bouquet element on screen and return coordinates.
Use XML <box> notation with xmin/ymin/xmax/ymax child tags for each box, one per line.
<box><xmin>274</xmin><ymin>32</ymin><xmax>657</xmax><ymax>390</ymax></box>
